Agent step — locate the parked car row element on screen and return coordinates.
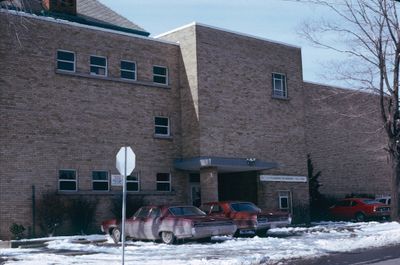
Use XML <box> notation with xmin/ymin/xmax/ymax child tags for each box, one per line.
<box><xmin>101</xmin><ymin>201</ymin><xmax>292</xmax><ymax>244</ymax></box>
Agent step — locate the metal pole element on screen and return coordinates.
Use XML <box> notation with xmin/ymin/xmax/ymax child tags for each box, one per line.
<box><xmin>121</xmin><ymin>147</ymin><xmax>127</xmax><ymax>265</ymax></box>
<box><xmin>32</xmin><ymin>185</ymin><xmax>36</xmax><ymax>238</ymax></box>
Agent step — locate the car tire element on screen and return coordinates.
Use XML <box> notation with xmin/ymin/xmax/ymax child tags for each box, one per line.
<box><xmin>197</xmin><ymin>237</ymin><xmax>212</xmax><ymax>243</ymax></box>
<box><xmin>111</xmin><ymin>228</ymin><xmax>121</xmax><ymax>244</ymax></box>
<box><xmin>256</xmin><ymin>229</ymin><xmax>268</xmax><ymax>238</ymax></box>
<box><xmin>355</xmin><ymin>212</ymin><xmax>366</xmax><ymax>222</ymax></box>
<box><xmin>161</xmin><ymin>231</ymin><xmax>176</xmax><ymax>244</ymax></box>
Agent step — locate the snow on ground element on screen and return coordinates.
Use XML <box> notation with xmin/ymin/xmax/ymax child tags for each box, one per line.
<box><xmin>1</xmin><ymin>221</ymin><xmax>400</xmax><ymax>265</ymax></box>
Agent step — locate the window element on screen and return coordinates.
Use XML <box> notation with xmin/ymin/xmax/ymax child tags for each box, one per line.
<box><xmin>230</xmin><ymin>202</ymin><xmax>259</xmax><ymax>212</ymax></box>
<box><xmin>156</xmin><ymin>173</ymin><xmax>171</xmax><ymax>191</ymax></box>
<box><xmin>135</xmin><ymin>207</ymin><xmax>150</xmax><ymax>218</ymax></box>
<box><xmin>336</xmin><ymin>200</ymin><xmax>352</xmax><ymax>207</ymax></box>
<box><xmin>56</xmin><ymin>50</ymin><xmax>75</xmax><ymax>72</ymax></box>
<box><xmin>279</xmin><ymin>191</ymin><xmax>290</xmax><ymax>210</ymax></box>
<box><xmin>149</xmin><ymin>207</ymin><xmax>161</xmax><ymax>218</ymax></box>
<box><xmin>154</xmin><ymin>116</ymin><xmax>170</xmax><ymax>136</ymax></box>
<box><xmin>272</xmin><ymin>73</ymin><xmax>287</xmax><ymax>98</ymax></box>
<box><xmin>92</xmin><ymin>171</ymin><xmax>109</xmax><ymax>191</ymax></box>
<box><xmin>90</xmin><ymin>55</ymin><xmax>107</xmax><ymax>76</ymax></box>
<box><xmin>153</xmin><ymin>65</ymin><xmax>168</xmax><ymax>85</ymax></box>
<box><xmin>169</xmin><ymin>206</ymin><xmax>205</xmax><ymax>216</ymax></box>
<box><xmin>59</xmin><ymin>169</ymin><xmax>77</xmax><ymax>191</ymax></box>
<box><xmin>120</xmin><ymin>60</ymin><xmax>136</xmax><ymax>80</ymax></box>
<box><xmin>210</xmin><ymin>204</ymin><xmax>223</xmax><ymax>214</ymax></box>
<box><xmin>127</xmin><ymin>172</ymin><xmax>140</xmax><ymax>192</ymax></box>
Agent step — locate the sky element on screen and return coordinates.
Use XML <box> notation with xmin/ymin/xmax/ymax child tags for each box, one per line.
<box><xmin>98</xmin><ymin>0</ymin><xmax>343</xmax><ymax>86</ymax></box>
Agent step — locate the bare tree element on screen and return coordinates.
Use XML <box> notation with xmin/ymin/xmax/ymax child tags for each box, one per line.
<box><xmin>296</xmin><ymin>0</ymin><xmax>400</xmax><ymax>220</ymax></box>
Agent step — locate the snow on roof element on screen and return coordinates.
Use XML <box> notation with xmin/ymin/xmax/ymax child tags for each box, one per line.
<box><xmin>0</xmin><ymin>0</ymin><xmax>149</xmax><ymax>36</ymax></box>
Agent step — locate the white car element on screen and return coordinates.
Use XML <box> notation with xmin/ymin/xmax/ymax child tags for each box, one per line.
<box><xmin>376</xmin><ymin>196</ymin><xmax>391</xmax><ymax>205</ymax></box>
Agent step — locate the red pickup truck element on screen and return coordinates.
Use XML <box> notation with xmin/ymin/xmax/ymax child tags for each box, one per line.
<box><xmin>202</xmin><ymin>201</ymin><xmax>291</xmax><ymax>237</ymax></box>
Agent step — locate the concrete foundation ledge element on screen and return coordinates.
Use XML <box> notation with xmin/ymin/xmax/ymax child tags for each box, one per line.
<box><xmin>0</xmin><ymin>241</ymin><xmax>11</xmax><ymax>248</ymax></box>
<box><xmin>0</xmin><ymin>240</ymin><xmax>49</xmax><ymax>248</ymax></box>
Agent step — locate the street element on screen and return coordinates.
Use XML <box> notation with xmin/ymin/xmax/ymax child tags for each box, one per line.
<box><xmin>286</xmin><ymin>244</ymin><xmax>400</xmax><ymax>265</ymax></box>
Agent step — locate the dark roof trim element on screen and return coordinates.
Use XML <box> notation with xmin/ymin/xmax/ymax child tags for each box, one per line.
<box><xmin>1</xmin><ymin>4</ymin><xmax>149</xmax><ymax>36</ymax></box>
<box><xmin>42</xmin><ymin>10</ymin><xmax>150</xmax><ymax>36</ymax></box>
<box><xmin>174</xmin><ymin>156</ymin><xmax>278</xmax><ymax>173</ymax></box>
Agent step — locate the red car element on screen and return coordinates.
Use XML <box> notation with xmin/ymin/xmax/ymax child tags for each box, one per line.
<box><xmin>101</xmin><ymin>205</ymin><xmax>237</xmax><ymax>244</ymax></box>
<box><xmin>202</xmin><ymin>201</ymin><xmax>292</xmax><ymax>237</ymax></box>
<box><xmin>329</xmin><ymin>198</ymin><xmax>390</xmax><ymax>222</ymax></box>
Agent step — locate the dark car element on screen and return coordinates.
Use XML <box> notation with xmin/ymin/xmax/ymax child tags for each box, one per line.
<box><xmin>202</xmin><ymin>201</ymin><xmax>291</xmax><ymax>237</ymax></box>
<box><xmin>101</xmin><ymin>205</ymin><xmax>237</xmax><ymax>244</ymax></box>
<box><xmin>329</xmin><ymin>198</ymin><xmax>390</xmax><ymax>222</ymax></box>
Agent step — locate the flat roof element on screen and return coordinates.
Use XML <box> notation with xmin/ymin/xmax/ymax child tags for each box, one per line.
<box><xmin>155</xmin><ymin>22</ymin><xmax>301</xmax><ymax>49</ymax></box>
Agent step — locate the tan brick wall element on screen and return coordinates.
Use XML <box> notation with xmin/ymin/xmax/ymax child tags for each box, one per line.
<box><xmin>159</xmin><ymin>24</ymin><xmax>310</xmax><ymax>210</ymax></box>
<box><xmin>304</xmin><ymin>82</ymin><xmax>390</xmax><ymax>197</ymax></box>
<box><xmin>0</xmin><ymin>13</ymin><xmax>187</xmax><ymax>239</ymax></box>
<box><xmin>200</xmin><ymin>167</ymin><xmax>218</xmax><ymax>203</ymax></box>
<box><xmin>158</xmin><ymin>26</ymin><xmax>201</xmax><ymax>158</ymax></box>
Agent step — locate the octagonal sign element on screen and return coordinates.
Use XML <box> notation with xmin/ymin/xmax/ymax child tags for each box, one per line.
<box><xmin>116</xmin><ymin>146</ymin><xmax>136</xmax><ymax>176</ymax></box>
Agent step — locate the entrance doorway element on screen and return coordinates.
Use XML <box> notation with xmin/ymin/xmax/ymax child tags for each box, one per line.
<box><xmin>218</xmin><ymin>172</ymin><xmax>258</xmax><ymax>204</ymax></box>
<box><xmin>189</xmin><ymin>174</ymin><xmax>201</xmax><ymax>207</ymax></box>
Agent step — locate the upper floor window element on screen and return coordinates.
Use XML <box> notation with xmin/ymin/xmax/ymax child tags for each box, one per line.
<box><xmin>154</xmin><ymin>116</ymin><xmax>170</xmax><ymax>136</ymax></box>
<box><xmin>156</xmin><ymin>173</ymin><xmax>171</xmax><ymax>191</ymax></box>
<box><xmin>120</xmin><ymin>60</ymin><xmax>136</xmax><ymax>80</ymax></box>
<box><xmin>90</xmin><ymin>55</ymin><xmax>107</xmax><ymax>76</ymax></box>
<box><xmin>272</xmin><ymin>73</ymin><xmax>287</xmax><ymax>99</ymax></box>
<box><xmin>153</xmin><ymin>65</ymin><xmax>168</xmax><ymax>85</ymax></box>
<box><xmin>56</xmin><ymin>50</ymin><xmax>75</xmax><ymax>72</ymax></box>
<box><xmin>92</xmin><ymin>171</ymin><xmax>109</xmax><ymax>191</ymax></box>
<box><xmin>127</xmin><ymin>172</ymin><xmax>140</xmax><ymax>192</ymax></box>
<box><xmin>59</xmin><ymin>169</ymin><xmax>77</xmax><ymax>191</ymax></box>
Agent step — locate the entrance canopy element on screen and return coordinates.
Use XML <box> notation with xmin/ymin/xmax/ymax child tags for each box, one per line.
<box><xmin>174</xmin><ymin>156</ymin><xmax>278</xmax><ymax>173</ymax></box>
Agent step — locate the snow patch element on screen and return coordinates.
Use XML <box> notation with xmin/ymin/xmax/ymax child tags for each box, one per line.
<box><xmin>1</xmin><ymin>222</ymin><xmax>400</xmax><ymax>264</ymax></box>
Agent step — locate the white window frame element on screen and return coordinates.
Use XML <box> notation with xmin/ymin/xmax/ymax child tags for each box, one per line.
<box><xmin>127</xmin><ymin>171</ymin><xmax>140</xmax><ymax>192</ymax></box>
<box><xmin>120</xmin><ymin>60</ymin><xmax>137</xmax><ymax>81</ymax></box>
<box><xmin>153</xmin><ymin>65</ymin><xmax>168</xmax><ymax>85</ymax></box>
<box><xmin>92</xmin><ymin>170</ymin><xmax>109</xmax><ymax>191</ymax></box>
<box><xmin>272</xmin><ymin>72</ymin><xmax>287</xmax><ymax>98</ymax></box>
<box><xmin>56</xmin><ymin>49</ymin><xmax>75</xmax><ymax>72</ymax></box>
<box><xmin>90</xmin><ymin>55</ymin><xmax>107</xmax><ymax>76</ymax></box>
<box><xmin>59</xmin><ymin>169</ymin><xmax>77</xmax><ymax>191</ymax></box>
<box><xmin>278</xmin><ymin>190</ymin><xmax>290</xmax><ymax>210</ymax></box>
<box><xmin>156</xmin><ymin>173</ymin><xmax>171</xmax><ymax>192</ymax></box>
<box><xmin>154</xmin><ymin>116</ymin><xmax>170</xmax><ymax>136</ymax></box>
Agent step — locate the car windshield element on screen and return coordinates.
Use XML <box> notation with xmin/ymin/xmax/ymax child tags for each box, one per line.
<box><xmin>362</xmin><ymin>199</ymin><xmax>381</xmax><ymax>205</ymax></box>
<box><xmin>169</xmin><ymin>206</ymin><xmax>206</xmax><ymax>216</ymax></box>
<box><xmin>230</xmin><ymin>202</ymin><xmax>259</xmax><ymax>212</ymax></box>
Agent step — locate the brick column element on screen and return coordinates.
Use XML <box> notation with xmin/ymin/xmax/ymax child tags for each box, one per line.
<box><xmin>200</xmin><ymin>167</ymin><xmax>219</xmax><ymax>203</ymax></box>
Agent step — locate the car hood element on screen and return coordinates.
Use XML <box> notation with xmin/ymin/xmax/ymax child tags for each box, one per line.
<box><xmin>259</xmin><ymin>211</ymin><xmax>290</xmax><ymax>217</ymax></box>
<box><xmin>178</xmin><ymin>215</ymin><xmax>231</xmax><ymax>222</ymax></box>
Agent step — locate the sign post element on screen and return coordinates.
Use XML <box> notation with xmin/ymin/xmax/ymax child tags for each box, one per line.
<box><xmin>116</xmin><ymin>146</ymin><xmax>135</xmax><ymax>265</ymax></box>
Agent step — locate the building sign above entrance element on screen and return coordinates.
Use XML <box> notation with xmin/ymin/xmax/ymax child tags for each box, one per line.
<box><xmin>260</xmin><ymin>175</ymin><xmax>307</xmax><ymax>183</ymax></box>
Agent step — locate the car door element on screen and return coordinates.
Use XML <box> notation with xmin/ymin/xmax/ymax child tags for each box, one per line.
<box><xmin>128</xmin><ymin>207</ymin><xmax>150</xmax><ymax>239</ymax></box>
<box><xmin>348</xmin><ymin>200</ymin><xmax>360</xmax><ymax>218</ymax></box>
<box><xmin>207</xmin><ymin>204</ymin><xmax>226</xmax><ymax>218</ymax></box>
<box><xmin>331</xmin><ymin>200</ymin><xmax>352</xmax><ymax>219</ymax></box>
<box><xmin>143</xmin><ymin>207</ymin><xmax>162</xmax><ymax>240</ymax></box>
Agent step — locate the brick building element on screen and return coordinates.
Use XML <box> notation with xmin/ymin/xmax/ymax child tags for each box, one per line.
<box><xmin>0</xmin><ymin>0</ymin><xmax>390</xmax><ymax>239</ymax></box>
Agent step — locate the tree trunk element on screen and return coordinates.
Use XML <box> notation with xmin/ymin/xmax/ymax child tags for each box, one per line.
<box><xmin>390</xmin><ymin>154</ymin><xmax>400</xmax><ymax>221</ymax></box>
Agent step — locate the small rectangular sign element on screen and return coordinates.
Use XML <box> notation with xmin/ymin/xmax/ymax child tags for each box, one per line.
<box><xmin>111</xmin><ymin>174</ymin><xmax>123</xmax><ymax>186</ymax></box>
<box><xmin>260</xmin><ymin>175</ymin><xmax>307</xmax><ymax>183</ymax></box>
